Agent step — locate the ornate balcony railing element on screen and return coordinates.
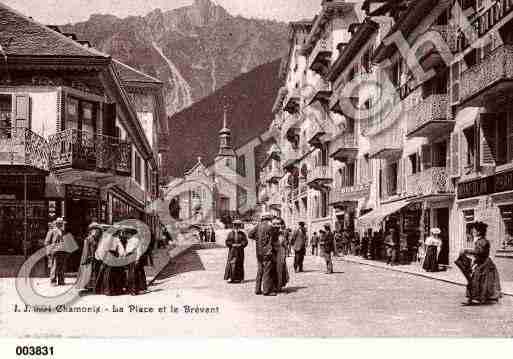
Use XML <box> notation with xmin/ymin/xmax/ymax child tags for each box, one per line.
<box><xmin>460</xmin><ymin>45</ymin><xmax>513</xmax><ymax>106</ymax></box>
<box><xmin>369</xmin><ymin>128</ymin><xmax>403</xmax><ymax>159</ymax></box>
<box><xmin>406</xmin><ymin>167</ymin><xmax>454</xmax><ymax>197</ymax></box>
<box><xmin>48</xmin><ymin>129</ymin><xmax>131</xmax><ymax>175</ymax></box>
<box><xmin>330</xmin><ymin>131</ymin><xmax>358</xmax><ymax>162</ymax></box>
<box><xmin>329</xmin><ymin>183</ymin><xmax>371</xmax><ymax>205</ymax></box>
<box><xmin>0</xmin><ymin>127</ymin><xmax>50</xmax><ymax>171</ymax></box>
<box><xmin>406</xmin><ymin>94</ymin><xmax>453</xmax><ymax>138</ymax></box>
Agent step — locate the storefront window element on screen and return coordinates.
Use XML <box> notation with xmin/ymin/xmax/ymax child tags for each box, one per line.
<box><xmin>463</xmin><ymin>209</ymin><xmax>475</xmax><ymax>246</ymax></box>
<box><xmin>500</xmin><ymin>206</ymin><xmax>513</xmax><ymax>250</ymax></box>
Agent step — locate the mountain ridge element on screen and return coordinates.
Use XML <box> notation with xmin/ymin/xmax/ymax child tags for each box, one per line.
<box><xmin>60</xmin><ymin>0</ymin><xmax>289</xmax><ymax>116</ymax></box>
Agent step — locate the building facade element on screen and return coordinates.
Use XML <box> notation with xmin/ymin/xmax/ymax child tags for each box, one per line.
<box><xmin>261</xmin><ymin>0</ymin><xmax>513</xmax><ymax>277</ymax></box>
<box><xmin>0</xmin><ymin>4</ymin><xmax>163</xmax><ymax>271</ymax></box>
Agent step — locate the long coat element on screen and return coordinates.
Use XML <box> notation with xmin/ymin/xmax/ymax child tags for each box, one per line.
<box><xmin>291</xmin><ymin>228</ymin><xmax>307</xmax><ymax>253</ymax></box>
<box><xmin>224</xmin><ymin>230</ymin><xmax>248</xmax><ymax>282</ymax></box>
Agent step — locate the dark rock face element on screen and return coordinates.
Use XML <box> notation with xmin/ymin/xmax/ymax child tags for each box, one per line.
<box><xmin>61</xmin><ymin>0</ymin><xmax>288</xmax><ymax>116</ymax></box>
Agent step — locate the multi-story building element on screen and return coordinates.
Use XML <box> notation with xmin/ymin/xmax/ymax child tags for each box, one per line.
<box><xmin>447</xmin><ymin>0</ymin><xmax>513</xmax><ymax>277</ymax></box>
<box><xmin>263</xmin><ymin>1</ymin><xmax>365</xmax><ymax>234</ymax></box>
<box><xmin>0</xmin><ymin>4</ymin><xmax>163</xmax><ymax>271</ymax></box>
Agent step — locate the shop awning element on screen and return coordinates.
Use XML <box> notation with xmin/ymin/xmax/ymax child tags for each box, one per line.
<box><xmin>358</xmin><ymin>199</ymin><xmax>409</xmax><ymax>231</ymax></box>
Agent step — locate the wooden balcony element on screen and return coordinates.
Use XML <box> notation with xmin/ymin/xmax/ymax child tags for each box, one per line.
<box><xmin>329</xmin><ymin>132</ymin><xmax>358</xmax><ymax>162</ymax></box>
<box><xmin>369</xmin><ymin>129</ymin><xmax>403</xmax><ymax>159</ymax></box>
<box><xmin>48</xmin><ymin>129</ymin><xmax>131</xmax><ymax>177</ymax></box>
<box><xmin>460</xmin><ymin>45</ymin><xmax>513</xmax><ymax>107</ymax></box>
<box><xmin>0</xmin><ymin>127</ymin><xmax>49</xmax><ymax>172</ymax></box>
<box><xmin>406</xmin><ymin>167</ymin><xmax>454</xmax><ymax>199</ymax></box>
<box><xmin>429</xmin><ymin>25</ymin><xmax>458</xmax><ymax>53</ymax></box>
<box><xmin>329</xmin><ymin>183</ymin><xmax>370</xmax><ymax>206</ymax></box>
<box><xmin>309</xmin><ymin>38</ymin><xmax>332</xmax><ymax>75</ymax></box>
<box><xmin>308</xmin><ymin>78</ymin><xmax>332</xmax><ymax>106</ymax></box>
<box><xmin>406</xmin><ymin>94</ymin><xmax>453</xmax><ymax>138</ymax></box>
<box><xmin>307</xmin><ymin>166</ymin><xmax>332</xmax><ymax>190</ymax></box>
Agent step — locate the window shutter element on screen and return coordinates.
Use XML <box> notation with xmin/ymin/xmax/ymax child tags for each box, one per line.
<box><xmin>497</xmin><ymin>113</ymin><xmax>508</xmax><ymax>164</ymax></box>
<box><xmin>421</xmin><ymin>144</ymin><xmax>432</xmax><ymax>170</ymax></box>
<box><xmin>450</xmin><ymin>132</ymin><xmax>460</xmax><ymax>178</ymax></box>
<box><xmin>480</xmin><ymin>113</ymin><xmax>497</xmax><ymax>167</ymax></box>
<box><xmin>14</xmin><ymin>95</ymin><xmax>31</xmax><ymax>129</ymax></box>
<box><xmin>102</xmin><ymin>103</ymin><xmax>117</xmax><ymax>137</ymax></box>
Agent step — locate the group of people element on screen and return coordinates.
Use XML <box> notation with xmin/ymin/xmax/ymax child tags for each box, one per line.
<box><xmin>223</xmin><ymin>213</ymin><xmax>503</xmax><ymax>306</ymax></box>
<box><xmin>223</xmin><ymin>214</ymin><xmax>338</xmax><ymax>296</ymax></box>
<box><xmin>44</xmin><ymin>218</ymin><xmax>151</xmax><ymax>296</ymax></box>
<box><xmin>198</xmin><ymin>226</ymin><xmax>216</xmax><ymax>243</ymax></box>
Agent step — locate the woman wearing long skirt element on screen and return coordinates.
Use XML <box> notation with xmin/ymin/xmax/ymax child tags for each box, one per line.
<box><xmin>273</xmin><ymin>218</ymin><xmax>289</xmax><ymax>291</ymax></box>
<box><xmin>125</xmin><ymin>227</ymin><xmax>148</xmax><ymax>295</ymax></box>
<box><xmin>456</xmin><ymin>222</ymin><xmax>501</xmax><ymax>305</ymax></box>
<box><xmin>423</xmin><ymin>228</ymin><xmax>442</xmax><ymax>272</ymax></box>
<box><xmin>95</xmin><ymin>228</ymin><xmax>127</xmax><ymax>296</ymax></box>
<box><xmin>224</xmin><ymin>221</ymin><xmax>248</xmax><ymax>283</ymax></box>
<box><xmin>78</xmin><ymin>223</ymin><xmax>104</xmax><ymax>290</ymax></box>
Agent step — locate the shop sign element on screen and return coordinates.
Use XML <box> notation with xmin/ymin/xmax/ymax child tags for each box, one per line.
<box><xmin>66</xmin><ymin>185</ymin><xmax>100</xmax><ymax>201</ymax></box>
<box><xmin>457</xmin><ymin>176</ymin><xmax>494</xmax><ymax>199</ymax></box>
<box><xmin>495</xmin><ymin>170</ymin><xmax>513</xmax><ymax>193</ymax></box>
<box><xmin>458</xmin><ymin>169</ymin><xmax>513</xmax><ymax>199</ymax></box>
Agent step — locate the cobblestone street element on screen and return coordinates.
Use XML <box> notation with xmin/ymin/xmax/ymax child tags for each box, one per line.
<box><xmin>1</xmin><ymin>241</ymin><xmax>513</xmax><ymax>337</ymax></box>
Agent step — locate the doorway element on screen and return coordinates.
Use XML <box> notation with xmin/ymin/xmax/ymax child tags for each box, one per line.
<box><xmin>65</xmin><ymin>199</ymin><xmax>98</xmax><ymax>271</ymax></box>
<box><xmin>436</xmin><ymin>207</ymin><xmax>450</xmax><ymax>265</ymax></box>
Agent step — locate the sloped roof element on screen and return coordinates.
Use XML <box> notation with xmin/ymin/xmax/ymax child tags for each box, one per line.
<box><xmin>0</xmin><ymin>2</ymin><xmax>108</xmax><ymax>58</ymax></box>
<box><xmin>113</xmin><ymin>59</ymin><xmax>163</xmax><ymax>85</ymax></box>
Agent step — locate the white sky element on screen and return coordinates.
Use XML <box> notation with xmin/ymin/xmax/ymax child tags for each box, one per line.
<box><xmin>2</xmin><ymin>0</ymin><xmax>322</xmax><ymax>24</ymax></box>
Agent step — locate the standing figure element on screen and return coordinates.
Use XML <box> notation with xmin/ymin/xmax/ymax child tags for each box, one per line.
<box><xmin>44</xmin><ymin>217</ymin><xmax>67</xmax><ymax>286</ymax></box>
<box><xmin>319</xmin><ymin>227</ymin><xmax>335</xmax><ymax>274</ymax></box>
<box><xmin>456</xmin><ymin>222</ymin><xmax>501</xmax><ymax>305</ymax></box>
<box><xmin>125</xmin><ymin>227</ymin><xmax>148</xmax><ymax>295</ymax></box>
<box><xmin>341</xmin><ymin>230</ymin><xmax>350</xmax><ymax>255</ymax></box>
<box><xmin>273</xmin><ymin>218</ymin><xmax>289</xmax><ymax>291</ymax></box>
<box><xmin>95</xmin><ymin>227</ymin><xmax>127</xmax><ymax>296</ymax></box>
<box><xmin>78</xmin><ymin>222</ymin><xmax>104</xmax><ymax>291</ymax></box>
<box><xmin>224</xmin><ymin>220</ymin><xmax>248</xmax><ymax>283</ymax></box>
<box><xmin>211</xmin><ymin>225</ymin><xmax>216</xmax><ymax>243</ymax></box>
<box><xmin>311</xmin><ymin>232</ymin><xmax>319</xmax><ymax>256</ymax></box>
<box><xmin>361</xmin><ymin>232</ymin><xmax>369</xmax><ymax>259</ymax></box>
<box><xmin>248</xmin><ymin>213</ymin><xmax>278</xmax><ymax>296</ymax></box>
<box><xmin>291</xmin><ymin>222</ymin><xmax>307</xmax><ymax>273</ymax></box>
<box><xmin>384</xmin><ymin>227</ymin><xmax>399</xmax><ymax>265</ymax></box>
<box><xmin>423</xmin><ymin>228</ymin><xmax>442</xmax><ymax>272</ymax></box>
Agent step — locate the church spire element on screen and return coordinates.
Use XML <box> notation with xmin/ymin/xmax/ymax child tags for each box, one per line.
<box><xmin>218</xmin><ymin>104</ymin><xmax>235</xmax><ymax>157</ymax></box>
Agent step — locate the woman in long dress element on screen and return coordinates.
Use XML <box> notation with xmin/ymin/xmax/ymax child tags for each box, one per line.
<box><xmin>125</xmin><ymin>227</ymin><xmax>148</xmax><ymax>295</ymax></box>
<box><xmin>456</xmin><ymin>222</ymin><xmax>501</xmax><ymax>305</ymax></box>
<box><xmin>78</xmin><ymin>223</ymin><xmax>104</xmax><ymax>291</ymax></box>
<box><xmin>423</xmin><ymin>228</ymin><xmax>442</xmax><ymax>272</ymax></box>
<box><xmin>273</xmin><ymin>218</ymin><xmax>289</xmax><ymax>291</ymax></box>
<box><xmin>95</xmin><ymin>227</ymin><xmax>127</xmax><ymax>296</ymax></box>
<box><xmin>224</xmin><ymin>220</ymin><xmax>248</xmax><ymax>283</ymax></box>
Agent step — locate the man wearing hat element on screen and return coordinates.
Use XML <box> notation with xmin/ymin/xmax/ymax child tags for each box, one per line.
<box><xmin>291</xmin><ymin>221</ymin><xmax>308</xmax><ymax>273</ymax></box>
<box><xmin>44</xmin><ymin>217</ymin><xmax>66</xmax><ymax>286</ymax></box>
<box><xmin>319</xmin><ymin>226</ymin><xmax>335</xmax><ymax>274</ymax></box>
<box><xmin>224</xmin><ymin>220</ymin><xmax>248</xmax><ymax>284</ymax></box>
<box><xmin>248</xmin><ymin>212</ymin><xmax>278</xmax><ymax>296</ymax></box>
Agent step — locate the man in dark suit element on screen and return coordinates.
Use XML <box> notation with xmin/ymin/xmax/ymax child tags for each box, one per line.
<box><xmin>248</xmin><ymin>213</ymin><xmax>278</xmax><ymax>296</ymax></box>
<box><xmin>291</xmin><ymin>222</ymin><xmax>307</xmax><ymax>273</ymax></box>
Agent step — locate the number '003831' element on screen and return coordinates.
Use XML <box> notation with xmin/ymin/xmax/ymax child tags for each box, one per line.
<box><xmin>15</xmin><ymin>346</ymin><xmax>54</xmax><ymax>356</ymax></box>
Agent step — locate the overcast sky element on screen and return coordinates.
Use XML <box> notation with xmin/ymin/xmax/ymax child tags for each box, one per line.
<box><xmin>3</xmin><ymin>0</ymin><xmax>322</xmax><ymax>24</ymax></box>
